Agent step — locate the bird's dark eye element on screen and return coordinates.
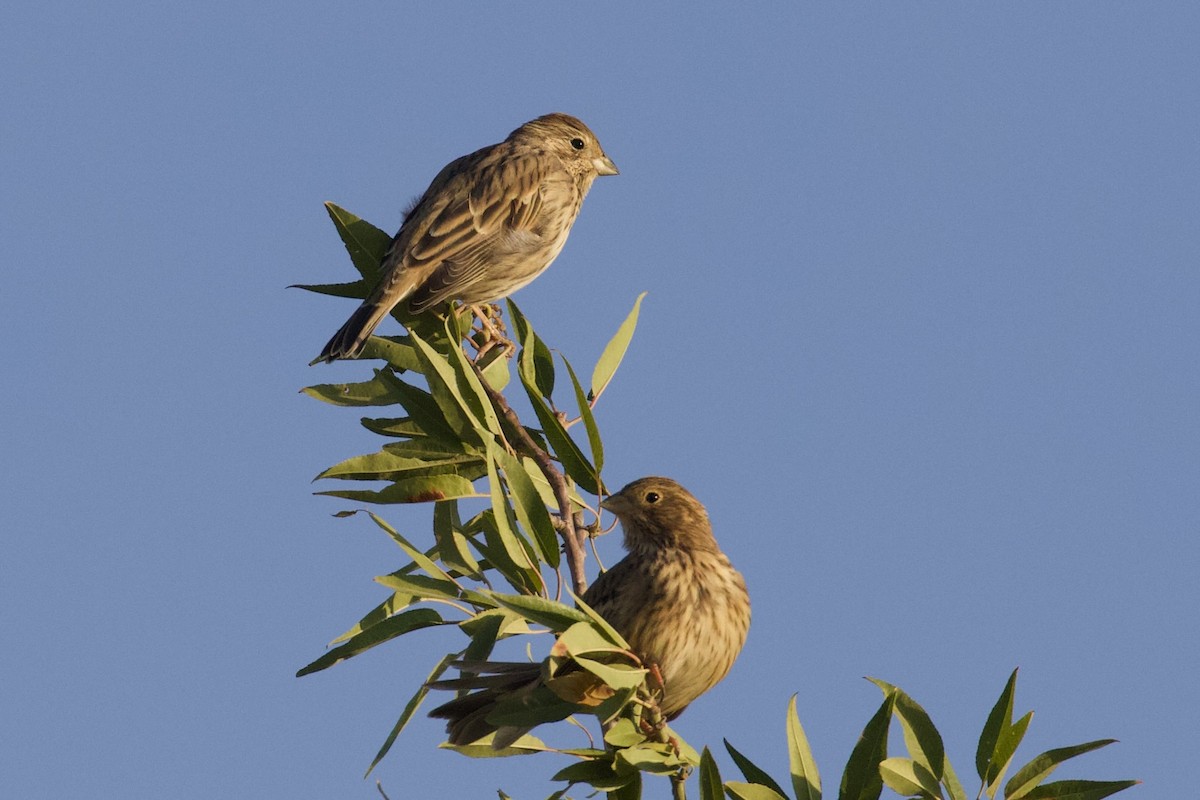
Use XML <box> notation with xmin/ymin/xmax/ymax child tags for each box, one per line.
<box><xmin>570</xmin><ymin>137</ymin><xmax>586</xmax><ymax>150</ymax></box>
<box><xmin>645</xmin><ymin>491</ymin><xmax>660</xmax><ymax>504</ymax></box>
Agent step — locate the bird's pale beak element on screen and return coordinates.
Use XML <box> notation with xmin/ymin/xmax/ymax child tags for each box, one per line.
<box><xmin>594</xmin><ymin>155</ymin><xmax>619</xmax><ymax>176</ymax></box>
<box><xmin>600</xmin><ymin>494</ymin><xmax>627</xmax><ymax>513</ymax></box>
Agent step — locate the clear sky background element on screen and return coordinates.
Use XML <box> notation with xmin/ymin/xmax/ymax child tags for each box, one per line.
<box><xmin>3</xmin><ymin>3</ymin><xmax>1195</xmax><ymax>798</ymax></box>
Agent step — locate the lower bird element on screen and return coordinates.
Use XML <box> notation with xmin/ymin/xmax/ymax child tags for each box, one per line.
<box><xmin>315</xmin><ymin>112</ymin><xmax>618</xmax><ymax>363</ymax></box>
<box><xmin>429</xmin><ymin>477</ymin><xmax>751</xmax><ymax>746</ymax></box>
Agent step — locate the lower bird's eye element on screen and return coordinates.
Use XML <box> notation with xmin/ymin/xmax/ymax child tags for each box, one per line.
<box><xmin>645</xmin><ymin>491</ymin><xmax>660</xmax><ymax>503</ymax></box>
<box><xmin>570</xmin><ymin>137</ymin><xmax>585</xmax><ymax>150</ymax></box>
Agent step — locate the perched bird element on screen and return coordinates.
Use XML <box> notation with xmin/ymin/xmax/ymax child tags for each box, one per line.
<box><xmin>315</xmin><ymin>113</ymin><xmax>618</xmax><ymax>363</ymax></box>
<box><xmin>429</xmin><ymin>477</ymin><xmax>751</xmax><ymax>745</ymax></box>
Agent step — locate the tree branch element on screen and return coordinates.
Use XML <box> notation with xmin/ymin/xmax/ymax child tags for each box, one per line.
<box><xmin>472</xmin><ymin>363</ymin><xmax>589</xmax><ymax>596</ymax></box>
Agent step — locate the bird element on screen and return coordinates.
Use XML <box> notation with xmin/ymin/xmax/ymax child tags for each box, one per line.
<box><xmin>428</xmin><ymin>477</ymin><xmax>751</xmax><ymax>746</ymax></box>
<box><xmin>314</xmin><ymin>113</ymin><xmax>618</xmax><ymax>363</ymax></box>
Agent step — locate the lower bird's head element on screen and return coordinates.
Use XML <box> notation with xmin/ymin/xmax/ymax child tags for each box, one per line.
<box><xmin>601</xmin><ymin>476</ymin><xmax>717</xmax><ymax>553</ymax></box>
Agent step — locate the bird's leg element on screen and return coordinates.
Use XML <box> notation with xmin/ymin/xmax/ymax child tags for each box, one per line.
<box><xmin>464</xmin><ymin>303</ymin><xmax>514</xmax><ymax>363</ymax></box>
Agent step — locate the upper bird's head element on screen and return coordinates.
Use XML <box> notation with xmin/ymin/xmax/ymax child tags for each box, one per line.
<box><xmin>600</xmin><ymin>476</ymin><xmax>718</xmax><ymax>554</ymax></box>
<box><xmin>510</xmin><ymin>113</ymin><xmax>619</xmax><ymax>179</ymax></box>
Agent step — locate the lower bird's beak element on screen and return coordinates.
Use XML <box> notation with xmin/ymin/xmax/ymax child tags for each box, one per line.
<box><xmin>600</xmin><ymin>494</ymin><xmax>626</xmax><ymax>513</ymax></box>
<box><xmin>594</xmin><ymin>155</ymin><xmax>619</xmax><ymax>176</ymax></box>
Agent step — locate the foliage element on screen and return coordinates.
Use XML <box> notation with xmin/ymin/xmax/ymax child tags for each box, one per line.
<box><xmin>297</xmin><ymin>205</ymin><xmax>1137</xmax><ymax>800</ymax></box>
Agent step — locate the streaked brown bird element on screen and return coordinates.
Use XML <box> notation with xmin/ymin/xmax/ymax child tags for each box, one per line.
<box><xmin>315</xmin><ymin>113</ymin><xmax>618</xmax><ymax>363</ymax></box>
<box><xmin>429</xmin><ymin>477</ymin><xmax>751</xmax><ymax>746</ymax></box>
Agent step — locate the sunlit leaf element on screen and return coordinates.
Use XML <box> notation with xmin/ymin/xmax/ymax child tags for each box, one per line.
<box><xmin>1018</xmin><ymin>780</ymin><xmax>1138</xmax><ymax>800</ymax></box>
<box><xmin>296</xmin><ymin>608</ymin><xmax>445</xmax><ymax>676</ymax></box>
<box><xmin>303</xmin><ymin>368</ymin><xmax>407</xmax><ymax>407</ymax></box>
<box><xmin>839</xmin><ymin>689</ymin><xmax>894</xmax><ymax>800</ymax></box>
<box><xmin>986</xmin><ymin>711</ymin><xmax>1033</xmax><ymax>797</ymax></box>
<box><xmin>788</xmin><ymin>694</ymin><xmax>823</xmax><ymax>800</ymax></box>
<box><xmin>726</xmin><ymin>781</ymin><xmax>790</xmax><ymax>800</ymax></box>
<box><xmin>868</xmin><ymin>678</ymin><xmax>944</xmax><ymax>778</ymax></box>
<box><xmin>879</xmin><ymin>757</ymin><xmax>941</xmax><ymax>799</ymax></box>
<box><xmin>699</xmin><ymin>747</ymin><xmax>725</xmax><ymax>800</ymax></box>
<box><xmin>978</xmin><ymin>669</ymin><xmax>1018</xmax><ymax>781</ymax></box>
<box><xmin>725</xmin><ymin>739</ymin><xmax>790</xmax><ymax>800</ymax></box>
<box><xmin>562</xmin><ymin>356</ymin><xmax>604</xmax><ymax>475</ymax></box>
<box><xmin>590</xmin><ymin>292</ymin><xmax>646</xmax><ymax>402</ymax></box>
<box><xmin>488</xmin><ymin>592</ymin><xmax>591</xmax><ymax>631</ymax></box>
<box><xmin>508</xmin><ymin>299</ymin><xmax>556</xmax><ymax>400</ymax></box>
<box><xmin>491</xmin><ymin>444</ymin><xmax>560</xmax><ymax>567</ymax></box>
<box><xmin>1005</xmin><ymin>741</ymin><xmax>1118</xmax><ymax>800</ymax></box>
<box><xmin>323</xmin><ymin>201</ymin><xmax>391</xmax><ymax>283</ymax></box>
<box><xmin>316</xmin><ymin>473</ymin><xmax>480</xmax><ymax>504</ymax></box>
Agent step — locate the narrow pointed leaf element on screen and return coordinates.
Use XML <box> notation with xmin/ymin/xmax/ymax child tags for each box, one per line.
<box><xmin>488</xmin><ymin>592</ymin><xmax>591</xmax><ymax>631</ymax></box>
<box><xmin>508</xmin><ymin>299</ymin><xmax>556</xmax><ymax>400</ymax></box>
<box><xmin>725</xmin><ymin>739</ymin><xmax>790</xmax><ymax>800</ymax></box>
<box><xmin>365</xmin><ymin>652</ymin><xmax>457</xmax><ymax>776</ymax></box>
<box><xmin>491</xmin><ymin>444</ymin><xmax>560</xmax><ymax>567</ymax></box>
<box><xmin>323</xmin><ymin>201</ymin><xmax>391</xmax><ymax>282</ymax></box>
<box><xmin>518</xmin><ymin>377</ymin><xmax>600</xmax><ymax>494</ymax></box>
<box><xmin>316</xmin><ymin>473</ymin><xmax>480</xmax><ymax>504</ymax></box>
<box><xmin>442</xmin><ymin>313</ymin><xmax>504</xmax><ymax>436</ymax></box>
<box><xmin>1019</xmin><ymin>780</ymin><xmax>1138</xmax><ymax>800</ymax></box>
<box><xmin>839</xmin><ymin>690</ymin><xmax>894</xmax><ymax>800</ymax></box>
<box><xmin>1005</xmin><ymin>741</ymin><xmax>1118</xmax><ymax>800</ymax></box>
<box><xmin>330</xmin><ymin>592</ymin><xmax>413</xmax><ymax>645</ymax></box>
<box><xmin>986</xmin><ymin>711</ymin><xmax>1033</xmax><ymax>797</ymax></box>
<box><xmin>485</xmin><ymin>456</ymin><xmax>541</xmax><ymax>584</ymax></box>
<box><xmin>788</xmin><ymin>694</ymin><xmax>823</xmax><ymax>800</ymax></box>
<box><xmin>940</xmin><ymin>756</ymin><xmax>969</xmax><ymax>800</ymax></box>
<box><xmin>296</xmin><ymin>608</ymin><xmax>445</xmax><ymax>676</ymax></box>
<box><xmin>303</xmin><ymin>368</ymin><xmax>407</xmax><ymax>407</ymax></box>
<box><xmin>978</xmin><ymin>669</ymin><xmax>1019</xmax><ymax>781</ymax></box>
<box><xmin>563</xmin><ymin>356</ymin><xmax>604</xmax><ymax>474</ymax></box>
<box><xmin>409</xmin><ymin>330</ymin><xmax>488</xmax><ymax>442</ymax></box>
<box><xmin>699</xmin><ymin>747</ymin><xmax>725</xmax><ymax>800</ymax></box>
<box><xmin>590</xmin><ymin>292</ymin><xmax>646</xmax><ymax>402</ymax></box>
<box><xmin>868</xmin><ymin>678</ymin><xmax>944</xmax><ymax>778</ymax></box>
<box><xmin>726</xmin><ymin>782</ymin><xmax>790</xmax><ymax>800</ymax></box>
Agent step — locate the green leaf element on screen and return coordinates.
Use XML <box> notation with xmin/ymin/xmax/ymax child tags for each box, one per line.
<box><xmin>441</xmin><ymin>733</ymin><xmax>549</xmax><ymax>759</ymax></box>
<box><xmin>383</xmin><ymin>374</ymin><xmax>468</xmax><ymax>443</ymax></box>
<box><xmin>978</xmin><ymin>669</ymin><xmax>1019</xmax><ymax>781</ymax></box>
<box><xmin>788</xmin><ymin>694</ymin><xmax>823</xmax><ymax>800</ymax></box>
<box><xmin>291</xmin><ymin>279</ymin><xmax>369</xmax><ymax>299</ymax></box>
<box><xmin>360</xmin><ymin>416</ymin><xmax>434</xmax><ymax>439</ymax></box>
<box><xmin>868</xmin><ymin>678</ymin><xmax>944</xmax><ymax>779</ymax></box>
<box><xmin>614</xmin><ymin>743</ymin><xmax>688</xmax><ymax>775</ymax></box>
<box><xmin>491</xmin><ymin>443</ymin><xmax>560</xmax><ymax>568</ymax></box>
<box><xmin>986</xmin><ymin>711</ymin><xmax>1032</xmax><ymax>797</ymax></box>
<box><xmin>940</xmin><ymin>755</ymin><xmax>969</xmax><ymax>800</ymax></box>
<box><xmin>441</xmin><ymin>313</ymin><xmax>505</xmax><ymax>436</ymax></box>
<box><xmin>488</xmin><ymin>592</ymin><xmax>591</xmax><ymax>631</ymax></box>
<box><xmin>508</xmin><ymin>299</ymin><xmax>556</xmax><ymax>400</ymax></box>
<box><xmin>563</xmin><ymin>355</ymin><xmax>604</xmax><ymax>475</ymax></box>
<box><xmin>1018</xmin><ymin>780</ymin><xmax>1138</xmax><ymax>800</ymax></box>
<box><xmin>878</xmin><ymin>757</ymin><xmax>941</xmax><ymax>800</ymax></box>
<box><xmin>359</xmin><ymin>335</ymin><xmax>422</xmax><ymax>371</ymax></box>
<box><xmin>1005</xmin><ymin>741</ymin><xmax>1118</xmax><ymax>800</ymax></box>
<box><xmin>590</xmin><ymin>292</ymin><xmax>646</xmax><ymax>402</ymax></box>
<box><xmin>468</xmin><ymin>510</ymin><xmax>541</xmax><ymax>594</ymax></box>
<box><xmin>329</xmin><ymin>591</ymin><xmax>413</xmax><ymax>646</ymax></box>
<box><xmin>552</xmin><ymin>759</ymin><xmax>633</xmax><ymax>792</ymax></box>
<box><xmin>573</xmin><ymin>656</ymin><xmax>647</xmax><ymax>690</ymax></box>
<box><xmin>296</xmin><ymin>608</ymin><xmax>445</xmax><ymax>676</ymax></box>
<box><xmin>516</xmin><ymin>360</ymin><xmax>600</xmax><ymax>494</ymax></box>
<box><xmin>724</xmin><ymin>739</ymin><xmax>790</xmax><ymax>800</ymax></box>
<box><xmin>316</xmin><ymin>473</ymin><xmax>480</xmax><ymax>504</ymax></box>
<box><xmin>303</xmin><ymin>369</ymin><xmax>406</xmax><ymax>407</ymax></box>
<box><xmin>839</xmin><ymin>690</ymin><xmax>894</xmax><ymax>800</ymax></box>
<box><xmin>323</xmin><ymin>201</ymin><xmax>392</xmax><ymax>283</ymax></box>
<box><xmin>699</xmin><ymin>747</ymin><xmax>725</xmax><ymax>800</ymax></box>
<box><xmin>433</xmin><ymin>500</ymin><xmax>483</xmax><ymax>578</ymax></box>
<box><xmin>360</xmin><ymin>512</ymin><xmax>458</xmax><ymax>585</ymax></box>
<box><xmin>725</xmin><ymin>782</ymin><xmax>790</xmax><ymax>800</ymax></box>
<box><xmin>408</xmin><ymin>330</ymin><xmax>490</xmax><ymax>443</ymax></box>
<box><xmin>365</xmin><ymin>652</ymin><xmax>457</xmax><ymax>776</ymax></box>
<box><xmin>604</xmin><ymin>718</ymin><xmax>646</xmax><ymax>748</ymax></box>
<box><xmin>317</xmin><ymin>447</ymin><xmax>482</xmax><ymax>482</ymax></box>
<box><xmin>484</xmin><ymin>456</ymin><xmax>542</xmax><ymax>585</ymax></box>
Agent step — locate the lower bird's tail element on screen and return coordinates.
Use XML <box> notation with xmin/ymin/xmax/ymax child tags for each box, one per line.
<box><xmin>427</xmin><ymin>661</ymin><xmax>546</xmax><ymax>747</ymax></box>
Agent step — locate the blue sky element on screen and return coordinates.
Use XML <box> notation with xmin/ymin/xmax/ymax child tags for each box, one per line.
<box><xmin>3</xmin><ymin>3</ymin><xmax>1195</xmax><ymax>797</ymax></box>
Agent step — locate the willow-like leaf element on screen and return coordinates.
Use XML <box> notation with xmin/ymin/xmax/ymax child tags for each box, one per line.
<box><xmin>590</xmin><ymin>292</ymin><xmax>646</xmax><ymax>403</ymax></box>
